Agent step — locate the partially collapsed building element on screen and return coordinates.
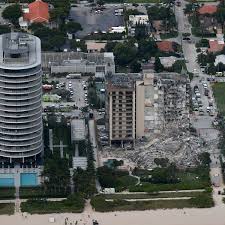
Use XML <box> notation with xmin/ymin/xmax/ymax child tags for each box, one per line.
<box><xmin>106</xmin><ymin>71</ymin><xmax>190</xmax><ymax>145</ymax></box>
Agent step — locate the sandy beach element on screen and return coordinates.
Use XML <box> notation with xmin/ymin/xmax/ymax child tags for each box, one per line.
<box><xmin>1</xmin><ymin>204</ymin><xmax>225</xmax><ymax>225</ymax></box>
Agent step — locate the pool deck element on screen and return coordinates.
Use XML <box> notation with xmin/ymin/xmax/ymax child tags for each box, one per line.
<box><xmin>0</xmin><ymin>166</ymin><xmax>42</xmax><ymax>187</ymax></box>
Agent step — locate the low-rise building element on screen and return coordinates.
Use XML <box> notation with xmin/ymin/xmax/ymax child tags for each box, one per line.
<box><xmin>129</xmin><ymin>15</ymin><xmax>149</xmax><ymax>26</ymax></box>
<box><xmin>42</xmin><ymin>52</ymin><xmax>115</xmax><ymax>78</ymax></box>
<box><xmin>109</xmin><ymin>26</ymin><xmax>126</xmax><ymax>33</ymax></box>
<box><xmin>19</xmin><ymin>0</ymin><xmax>49</xmax><ymax>29</ymax></box>
<box><xmin>86</xmin><ymin>41</ymin><xmax>106</xmax><ymax>53</ymax></box>
<box><xmin>208</xmin><ymin>39</ymin><xmax>225</xmax><ymax>53</ymax></box>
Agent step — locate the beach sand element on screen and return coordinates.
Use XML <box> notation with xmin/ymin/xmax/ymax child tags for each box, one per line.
<box><xmin>1</xmin><ymin>205</ymin><xmax>225</xmax><ymax>225</ymax></box>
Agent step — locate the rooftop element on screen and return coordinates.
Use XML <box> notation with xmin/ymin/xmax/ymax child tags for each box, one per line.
<box><xmin>42</xmin><ymin>52</ymin><xmax>115</xmax><ymax>68</ymax></box>
<box><xmin>24</xmin><ymin>0</ymin><xmax>49</xmax><ymax>23</ymax></box>
<box><xmin>214</xmin><ymin>54</ymin><xmax>225</xmax><ymax>66</ymax></box>
<box><xmin>0</xmin><ymin>32</ymin><xmax>41</xmax><ymax>70</ymax></box>
<box><xmin>198</xmin><ymin>5</ymin><xmax>217</xmax><ymax>15</ymax></box>
<box><xmin>157</xmin><ymin>41</ymin><xmax>174</xmax><ymax>52</ymax></box>
<box><xmin>208</xmin><ymin>39</ymin><xmax>225</xmax><ymax>53</ymax></box>
<box><xmin>107</xmin><ymin>73</ymin><xmax>142</xmax><ymax>90</ymax></box>
<box><xmin>71</xmin><ymin>119</ymin><xmax>86</xmax><ymax>141</ymax></box>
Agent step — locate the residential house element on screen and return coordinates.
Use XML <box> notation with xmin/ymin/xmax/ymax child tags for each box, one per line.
<box><xmin>198</xmin><ymin>5</ymin><xmax>219</xmax><ymax>35</ymax></box>
<box><xmin>156</xmin><ymin>41</ymin><xmax>175</xmax><ymax>53</ymax></box>
<box><xmin>19</xmin><ymin>0</ymin><xmax>49</xmax><ymax>30</ymax></box>
<box><xmin>86</xmin><ymin>41</ymin><xmax>106</xmax><ymax>53</ymax></box>
<box><xmin>208</xmin><ymin>40</ymin><xmax>225</xmax><ymax>53</ymax></box>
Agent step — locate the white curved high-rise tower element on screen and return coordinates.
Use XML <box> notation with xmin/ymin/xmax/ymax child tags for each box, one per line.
<box><xmin>0</xmin><ymin>32</ymin><xmax>42</xmax><ymax>162</ymax></box>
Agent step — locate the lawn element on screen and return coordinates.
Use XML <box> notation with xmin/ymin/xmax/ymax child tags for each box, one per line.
<box><xmin>212</xmin><ymin>83</ymin><xmax>225</xmax><ymax>116</ymax></box>
<box><xmin>21</xmin><ymin>195</ymin><xmax>85</xmax><ymax>214</ymax></box>
<box><xmin>130</xmin><ymin>167</ymin><xmax>210</xmax><ymax>192</ymax></box>
<box><xmin>0</xmin><ymin>203</ymin><xmax>14</xmax><ymax>215</ymax></box>
<box><xmin>97</xmin><ymin>167</ymin><xmax>138</xmax><ymax>192</ymax></box>
<box><xmin>103</xmin><ymin>191</ymin><xmax>207</xmax><ymax>199</ymax></box>
<box><xmin>91</xmin><ymin>193</ymin><xmax>214</xmax><ymax>212</ymax></box>
<box><xmin>0</xmin><ymin>188</ymin><xmax>15</xmax><ymax>199</ymax></box>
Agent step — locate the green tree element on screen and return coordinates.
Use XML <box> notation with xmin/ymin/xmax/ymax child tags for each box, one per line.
<box><xmin>138</xmin><ymin>38</ymin><xmax>158</xmax><ymax>59</ymax></box>
<box><xmin>28</xmin><ymin>23</ymin><xmax>44</xmax><ymax>32</ymax></box>
<box><xmin>50</xmin><ymin>34</ymin><xmax>65</xmax><ymax>51</ymax></box>
<box><xmin>97</xmin><ymin>0</ymin><xmax>105</xmax><ymax>6</ymax></box>
<box><xmin>130</xmin><ymin>60</ymin><xmax>141</xmax><ymax>73</ymax></box>
<box><xmin>0</xmin><ymin>25</ymin><xmax>10</xmax><ymax>34</ymax></box>
<box><xmin>154</xmin><ymin>158</ymin><xmax>169</xmax><ymax>167</ymax></box>
<box><xmin>124</xmin><ymin>9</ymin><xmax>143</xmax><ymax>21</ymax></box>
<box><xmin>66</xmin><ymin>22</ymin><xmax>82</xmax><ymax>34</ymax></box>
<box><xmin>105</xmin><ymin>41</ymin><xmax>118</xmax><ymax>52</ymax></box>
<box><xmin>42</xmin><ymin>153</ymin><xmax>70</xmax><ymax>194</ymax></box>
<box><xmin>198</xmin><ymin>152</ymin><xmax>211</xmax><ymax>167</ymax></box>
<box><xmin>135</xmin><ymin>23</ymin><xmax>148</xmax><ymax>40</ymax></box>
<box><xmin>73</xmin><ymin>168</ymin><xmax>96</xmax><ymax>198</ymax></box>
<box><xmin>2</xmin><ymin>4</ymin><xmax>22</xmax><ymax>24</ymax></box>
<box><xmin>70</xmin><ymin>39</ymin><xmax>87</xmax><ymax>52</ymax></box>
<box><xmin>154</xmin><ymin>57</ymin><xmax>164</xmax><ymax>72</ymax></box>
<box><xmin>151</xmin><ymin>164</ymin><xmax>178</xmax><ymax>184</ymax></box>
<box><xmin>113</xmin><ymin>42</ymin><xmax>138</xmax><ymax>66</ymax></box>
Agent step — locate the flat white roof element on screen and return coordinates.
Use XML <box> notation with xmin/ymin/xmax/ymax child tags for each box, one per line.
<box><xmin>71</xmin><ymin>119</ymin><xmax>86</xmax><ymax>141</ymax></box>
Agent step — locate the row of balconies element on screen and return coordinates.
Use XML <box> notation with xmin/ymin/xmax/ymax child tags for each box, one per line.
<box><xmin>0</xmin><ymin>114</ymin><xmax>41</xmax><ymax>124</ymax></box>
<box><xmin>0</xmin><ymin>131</ymin><xmax>42</xmax><ymax>141</ymax></box>
<box><xmin>0</xmin><ymin>142</ymin><xmax>42</xmax><ymax>153</ymax></box>
<box><xmin>0</xmin><ymin>73</ymin><xmax>40</xmax><ymax>84</ymax></box>
<box><xmin>0</xmin><ymin>78</ymin><xmax>41</xmax><ymax>90</ymax></box>
<box><xmin>0</xmin><ymin>86</ymin><xmax>41</xmax><ymax>95</ymax></box>
<box><xmin>0</xmin><ymin>147</ymin><xmax>42</xmax><ymax>158</ymax></box>
<box><xmin>0</xmin><ymin>66</ymin><xmax>42</xmax><ymax>78</ymax></box>
<box><xmin>0</xmin><ymin>92</ymin><xmax>41</xmax><ymax>101</ymax></box>
<box><xmin>0</xmin><ymin>107</ymin><xmax>42</xmax><ymax>118</ymax></box>
<box><xmin>1</xmin><ymin>102</ymin><xmax>41</xmax><ymax>113</ymax></box>
<box><xmin>0</xmin><ymin>120</ymin><xmax>42</xmax><ymax>130</ymax></box>
<box><xmin>1</xmin><ymin>97</ymin><xmax>41</xmax><ymax>107</ymax></box>
<box><xmin>0</xmin><ymin>137</ymin><xmax>42</xmax><ymax>147</ymax></box>
<box><xmin>0</xmin><ymin>125</ymin><xmax>42</xmax><ymax>135</ymax></box>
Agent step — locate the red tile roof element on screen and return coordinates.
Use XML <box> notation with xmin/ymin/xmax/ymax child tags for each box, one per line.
<box><xmin>156</xmin><ymin>41</ymin><xmax>174</xmax><ymax>52</ymax></box>
<box><xmin>208</xmin><ymin>40</ymin><xmax>225</xmax><ymax>53</ymax></box>
<box><xmin>24</xmin><ymin>0</ymin><xmax>49</xmax><ymax>23</ymax></box>
<box><xmin>198</xmin><ymin>5</ymin><xmax>217</xmax><ymax>15</ymax></box>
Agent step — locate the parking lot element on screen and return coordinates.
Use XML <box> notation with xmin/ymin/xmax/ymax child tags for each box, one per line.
<box><xmin>66</xmin><ymin>78</ymin><xmax>87</xmax><ymax>108</ymax></box>
<box><xmin>43</xmin><ymin>77</ymin><xmax>88</xmax><ymax>109</ymax></box>
<box><xmin>69</xmin><ymin>5</ymin><xmax>124</xmax><ymax>37</ymax></box>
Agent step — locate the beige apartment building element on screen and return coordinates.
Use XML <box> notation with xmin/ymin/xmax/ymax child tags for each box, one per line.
<box><xmin>106</xmin><ymin>74</ymin><xmax>137</xmax><ymax>146</ymax></box>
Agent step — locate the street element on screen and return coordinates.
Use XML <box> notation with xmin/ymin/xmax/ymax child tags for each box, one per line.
<box><xmin>176</xmin><ymin>0</ymin><xmax>224</xmax><ymax>195</ymax></box>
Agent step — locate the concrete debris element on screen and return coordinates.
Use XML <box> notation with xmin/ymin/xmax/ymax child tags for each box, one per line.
<box><xmin>101</xmin><ymin>124</ymin><xmax>219</xmax><ymax>169</ymax></box>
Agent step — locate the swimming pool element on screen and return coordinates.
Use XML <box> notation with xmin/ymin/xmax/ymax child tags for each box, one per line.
<box><xmin>20</xmin><ymin>173</ymin><xmax>37</xmax><ymax>186</ymax></box>
<box><xmin>0</xmin><ymin>174</ymin><xmax>14</xmax><ymax>187</ymax></box>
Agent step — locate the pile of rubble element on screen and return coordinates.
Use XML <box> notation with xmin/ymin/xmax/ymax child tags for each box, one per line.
<box><xmin>102</xmin><ymin>123</ymin><xmax>217</xmax><ymax>169</ymax></box>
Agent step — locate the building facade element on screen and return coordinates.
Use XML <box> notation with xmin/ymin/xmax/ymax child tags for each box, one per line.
<box><xmin>43</xmin><ymin>52</ymin><xmax>115</xmax><ymax>78</ymax></box>
<box><xmin>106</xmin><ymin>74</ymin><xmax>138</xmax><ymax>146</ymax></box>
<box><xmin>0</xmin><ymin>33</ymin><xmax>43</xmax><ymax>162</ymax></box>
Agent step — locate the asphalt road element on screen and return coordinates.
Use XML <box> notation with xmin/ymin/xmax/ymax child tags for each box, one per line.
<box><xmin>69</xmin><ymin>5</ymin><xmax>124</xmax><ymax>37</ymax></box>
<box><xmin>177</xmin><ymin>0</ymin><xmax>224</xmax><ymax>190</ymax></box>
